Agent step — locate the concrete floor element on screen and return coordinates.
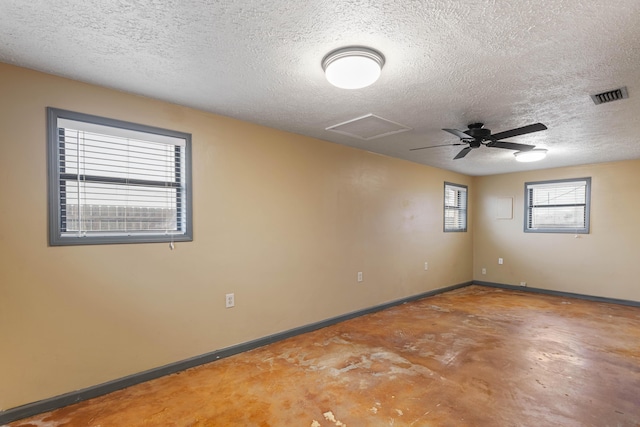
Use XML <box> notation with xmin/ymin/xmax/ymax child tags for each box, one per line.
<box><xmin>9</xmin><ymin>285</ymin><xmax>640</xmax><ymax>426</ymax></box>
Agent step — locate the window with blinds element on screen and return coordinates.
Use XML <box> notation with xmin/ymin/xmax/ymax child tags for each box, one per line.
<box><xmin>524</xmin><ymin>178</ymin><xmax>591</xmax><ymax>233</ymax></box>
<box><xmin>47</xmin><ymin>108</ymin><xmax>192</xmax><ymax>245</ymax></box>
<box><xmin>444</xmin><ymin>182</ymin><xmax>467</xmax><ymax>232</ymax></box>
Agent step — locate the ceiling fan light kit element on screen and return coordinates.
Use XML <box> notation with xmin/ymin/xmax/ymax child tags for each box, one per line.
<box><xmin>514</xmin><ymin>149</ymin><xmax>548</xmax><ymax>162</ymax></box>
<box><xmin>322</xmin><ymin>46</ymin><xmax>385</xmax><ymax>89</ymax></box>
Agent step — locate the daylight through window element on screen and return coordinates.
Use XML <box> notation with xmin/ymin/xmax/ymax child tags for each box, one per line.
<box><xmin>444</xmin><ymin>182</ymin><xmax>468</xmax><ymax>232</ymax></box>
<box><xmin>524</xmin><ymin>178</ymin><xmax>590</xmax><ymax>233</ymax></box>
<box><xmin>47</xmin><ymin>108</ymin><xmax>192</xmax><ymax>245</ymax></box>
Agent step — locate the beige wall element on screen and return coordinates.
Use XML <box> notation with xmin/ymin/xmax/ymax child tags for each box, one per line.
<box><xmin>473</xmin><ymin>161</ymin><xmax>640</xmax><ymax>301</ymax></box>
<box><xmin>0</xmin><ymin>63</ymin><xmax>473</xmax><ymax>410</ymax></box>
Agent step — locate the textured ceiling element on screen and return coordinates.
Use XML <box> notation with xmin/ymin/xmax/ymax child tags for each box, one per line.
<box><xmin>1</xmin><ymin>0</ymin><xmax>639</xmax><ymax>175</ymax></box>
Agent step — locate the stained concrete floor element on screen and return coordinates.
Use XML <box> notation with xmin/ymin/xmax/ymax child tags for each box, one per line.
<box><xmin>9</xmin><ymin>285</ymin><xmax>640</xmax><ymax>426</ymax></box>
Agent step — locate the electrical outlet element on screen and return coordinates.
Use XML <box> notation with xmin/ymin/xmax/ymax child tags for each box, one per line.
<box><xmin>482</xmin><ymin>268</ymin><xmax>487</xmax><ymax>275</ymax></box>
<box><xmin>357</xmin><ymin>272</ymin><xmax>363</xmax><ymax>282</ymax></box>
<box><xmin>225</xmin><ymin>293</ymin><xmax>235</xmax><ymax>308</ymax></box>
<box><xmin>424</xmin><ymin>262</ymin><xmax>428</xmax><ymax>271</ymax></box>
<box><xmin>498</xmin><ymin>258</ymin><xmax>504</xmax><ymax>265</ymax></box>
<box><xmin>520</xmin><ymin>282</ymin><xmax>527</xmax><ymax>287</ymax></box>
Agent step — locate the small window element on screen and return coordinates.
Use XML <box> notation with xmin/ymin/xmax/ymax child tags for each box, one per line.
<box><xmin>444</xmin><ymin>182</ymin><xmax>468</xmax><ymax>232</ymax></box>
<box><xmin>47</xmin><ymin>107</ymin><xmax>192</xmax><ymax>245</ymax></box>
<box><xmin>524</xmin><ymin>178</ymin><xmax>591</xmax><ymax>233</ymax></box>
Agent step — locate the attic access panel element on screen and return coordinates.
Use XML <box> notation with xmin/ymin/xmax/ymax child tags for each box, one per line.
<box><xmin>326</xmin><ymin>114</ymin><xmax>411</xmax><ymax>140</ymax></box>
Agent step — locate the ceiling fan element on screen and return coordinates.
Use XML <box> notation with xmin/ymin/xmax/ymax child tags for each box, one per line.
<box><xmin>410</xmin><ymin>122</ymin><xmax>548</xmax><ymax>159</ymax></box>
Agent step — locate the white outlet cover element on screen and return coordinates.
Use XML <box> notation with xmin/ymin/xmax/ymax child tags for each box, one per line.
<box><xmin>357</xmin><ymin>272</ymin><xmax>363</xmax><ymax>282</ymax></box>
<box><xmin>225</xmin><ymin>293</ymin><xmax>235</xmax><ymax>308</ymax></box>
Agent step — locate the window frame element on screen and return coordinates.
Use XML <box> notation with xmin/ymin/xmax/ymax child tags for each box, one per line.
<box><xmin>47</xmin><ymin>107</ymin><xmax>193</xmax><ymax>246</ymax></box>
<box><xmin>443</xmin><ymin>182</ymin><xmax>468</xmax><ymax>233</ymax></box>
<box><xmin>524</xmin><ymin>177</ymin><xmax>591</xmax><ymax>234</ymax></box>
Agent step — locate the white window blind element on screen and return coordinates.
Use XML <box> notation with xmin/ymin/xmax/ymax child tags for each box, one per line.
<box><xmin>48</xmin><ymin>108</ymin><xmax>192</xmax><ymax>245</ymax></box>
<box><xmin>525</xmin><ymin>178</ymin><xmax>590</xmax><ymax>233</ymax></box>
<box><xmin>444</xmin><ymin>182</ymin><xmax>468</xmax><ymax>232</ymax></box>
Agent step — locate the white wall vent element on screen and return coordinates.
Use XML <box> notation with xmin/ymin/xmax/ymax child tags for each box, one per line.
<box><xmin>590</xmin><ymin>86</ymin><xmax>629</xmax><ymax>105</ymax></box>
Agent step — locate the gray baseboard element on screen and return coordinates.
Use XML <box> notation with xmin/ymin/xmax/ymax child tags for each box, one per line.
<box><xmin>473</xmin><ymin>280</ymin><xmax>640</xmax><ymax>307</ymax></box>
<box><xmin>0</xmin><ymin>281</ymin><xmax>471</xmax><ymax>425</ymax></box>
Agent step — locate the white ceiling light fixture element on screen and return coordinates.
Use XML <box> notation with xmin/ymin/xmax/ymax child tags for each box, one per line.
<box><xmin>514</xmin><ymin>149</ymin><xmax>548</xmax><ymax>162</ymax></box>
<box><xmin>322</xmin><ymin>47</ymin><xmax>385</xmax><ymax>89</ymax></box>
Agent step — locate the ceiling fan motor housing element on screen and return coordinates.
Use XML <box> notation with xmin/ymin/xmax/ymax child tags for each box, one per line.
<box><xmin>465</xmin><ymin>123</ymin><xmax>491</xmax><ymax>140</ymax></box>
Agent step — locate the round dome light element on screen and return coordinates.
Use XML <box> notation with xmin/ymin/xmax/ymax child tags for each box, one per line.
<box><xmin>322</xmin><ymin>47</ymin><xmax>385</xmax><ymax>89</ymax></box>
<box><xmin>514</xmin><ymin>149</ymin><xmax>548</xmax><ymax>162</ymax></box>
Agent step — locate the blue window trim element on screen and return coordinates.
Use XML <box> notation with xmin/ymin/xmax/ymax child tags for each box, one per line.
<box><xmin>524</xmin><ymin>177</ymin><xmax>591</xmax><ymax>234</ymax></box>
<box><xmin>444</xmin><ymin>182</ymin><xmax>468</xmax><ymax>232</ymax></box>
<box><xmin>47</xmin><ymin>107</ymin><xmax>193</xmax><ymax>246</ymax></box>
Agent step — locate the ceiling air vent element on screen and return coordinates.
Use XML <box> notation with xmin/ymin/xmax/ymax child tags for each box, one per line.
<box><xmin>590</xmin><ymin>86</ymin><xmax>629</xmax><ymax>105</ymax></box>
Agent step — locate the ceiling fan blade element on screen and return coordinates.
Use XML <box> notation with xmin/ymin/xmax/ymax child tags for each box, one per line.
<box><xmin>487</xmin><ymin>141</ymin><xmax>536</xmax><ymax>151</ymax></box>
<box><xmin>454</xmin><ymin>147</ymin><xmax>473</xmax><ymax>159</ymax></box>
<box><xmin>410</xmin><ymin>143</ymin><xmax>464</xmax><ymax>151</ymax></box>
<box><xmin>490</xmin><ymin>123</ymin><xmax>547</xmax><ymax>141</ymax></box>
<box><xmin>443</xmin><ymin>128</ymin><xmax>472</xmax><ymax>139</ymax></box>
